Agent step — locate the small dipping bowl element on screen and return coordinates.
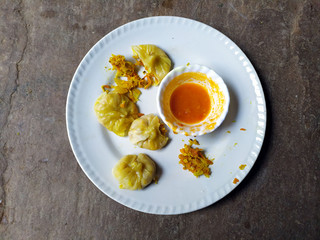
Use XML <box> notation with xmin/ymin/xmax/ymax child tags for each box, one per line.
<box><xmin>157</xmin><ymin>64</ymin><xmax>230</xmax><ymax>136</ymax></box>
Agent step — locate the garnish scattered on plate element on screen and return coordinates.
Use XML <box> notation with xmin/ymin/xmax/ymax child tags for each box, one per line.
<box><xmin>239</xmin><ymin>164</ymin><xmax>247</xmax><ymax>170</ymax></box>
<box><xmin>178</xmin><ymin>139</ymin><xmax>214</xmax><ymax>178</ymax></box>
<box><xmin>107</xmin><ymin>44</ymin><xmax>172</xmax><ymax>102</ymax></box>
<box><xmin>233</xmin><ymin>178</ymin><xmax>239</xmax><ymax>184</ymax></box>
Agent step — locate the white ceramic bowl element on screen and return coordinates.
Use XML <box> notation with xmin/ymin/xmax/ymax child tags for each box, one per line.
<box><xmin>157</xmin><ymin>64</ymin><xmax>230</xmax><ymax>136</ymax></box>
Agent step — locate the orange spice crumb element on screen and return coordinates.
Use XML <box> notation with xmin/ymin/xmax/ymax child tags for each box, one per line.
<box><xmin>233</xmin><ymin>178</ymin><xmax>239</xmax><ymax>184</ymax></box>
<box><xmin>159</xmin><ymin>123</ymin><xmax>167</xmax><ymax>135</ymax></box>
<box><xmin>101</xmin><ymin>85</ymin><xmax>111</xmax><ymax>92</ymax></box>
<box><xmin>119</xmin><ymin>101</ymin><xmax>126</xmax><ymax>108</ymax></box>
<box><xmin>239</xmin><ymin>164</ymin><xmax>247</xmax><ymax>170</ymax></box>
<box><xmin>240</xmin><ymin>128</ymin><xmax>246</xmax><ymax>131</ymax></box>
<box><xmin>178</xmin><ymin>139</ymin><xmax>213</xmax><ymax>178</ymax></box>
<box><xmin>134</xmin><ymin>58</ymin><xmax>144</xmax><ymax>66</ymax></box>
<box><xmin>107</xmin><ymin>54</ymin><xmax>152</xmax><ymax>102</ymax></box>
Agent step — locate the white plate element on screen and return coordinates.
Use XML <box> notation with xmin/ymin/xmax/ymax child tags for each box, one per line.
<box><xmin>66</xmin><ymin>16</ymin><xmax>266</xmax><ymax>215</ymax></box>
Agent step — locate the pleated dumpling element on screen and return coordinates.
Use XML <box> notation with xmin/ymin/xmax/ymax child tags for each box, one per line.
<box><xmin>132</xmin><ymin>44</ymin><xmax>171</xmax><ymax>85</ymax></box>
<box><xmin>112</xmin><ymin>154</ymin><xmax>156</xmax><ymax>190</ymax></box>
<box><xmin>94</xmin><ymin>91</ymin><xmax>139</xmax><ymax>137</ymax></box>
<box><xmin>128</xmin><ymin>114</ymin><xmax>168</xmax><ymax>150</ymax></box>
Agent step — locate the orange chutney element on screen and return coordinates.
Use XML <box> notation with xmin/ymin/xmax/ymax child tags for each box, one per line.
<box><xmin>170</xmin><ymin>82</ymin><xmax>211</xmax><ymax>124</ymax></box>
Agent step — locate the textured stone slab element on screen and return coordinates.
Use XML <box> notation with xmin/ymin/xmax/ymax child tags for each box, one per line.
<box><xmin>0</xmin><ymin>0</ymin><xmax>319</xmax><ymax>239</ymax></box>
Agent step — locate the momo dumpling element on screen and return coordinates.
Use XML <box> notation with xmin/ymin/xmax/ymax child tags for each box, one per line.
<box><xmin>112</xmin><ymin>154</ymin><xmax>156</xmax><ymax>190</ymax></box>
<box><xmin>131</xmin><ymin>44</ymin><xmax>171</xmax><ymax>85</ymax></box>
<box><xmin>94</xmin><ymin>91</ymin><xmax>139</xmax><ymax>137</ymax></box>
<box><xmin>128</xmin><ymin>114</ymin><xmax>168</xmax><ymax>150</ymax></box>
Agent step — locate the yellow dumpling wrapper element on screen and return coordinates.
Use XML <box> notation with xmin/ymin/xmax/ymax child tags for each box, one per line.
<box><xmin>132</xmin><ymin>44</ymin><xmax>171</xmax><ymax>85</ymax></box>
<box><xmin>128</xmin><ymin>114</ymin><xmax>168</xmax><ymax>150</ymax></box>
<box><xmin>94</xmin><ymin>91</ymin><xmax>139</xmax><ymax>137</ymax></box>
<box><xmin>112</xmin><ymin>154</ymin><xmax>156</xmax><ymax>190</ymax></box>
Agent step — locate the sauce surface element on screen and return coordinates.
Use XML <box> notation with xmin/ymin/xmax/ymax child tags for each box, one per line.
<box><xmin>170</xmin><ymin>83</ymin><xmax>211</xmax><ymax>124</ymax></box>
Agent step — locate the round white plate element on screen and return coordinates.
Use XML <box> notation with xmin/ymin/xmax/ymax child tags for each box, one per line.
<box><xmin>66</xmin><ymin>16</ymin><xmax>266</xmax><ymax>215</ymax></box>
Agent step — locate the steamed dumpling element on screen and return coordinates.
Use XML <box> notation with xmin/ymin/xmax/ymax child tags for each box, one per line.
<box><xmin>132</xmin><ymin>44</ymin><xmax>171</xmax><ymax>85</ymax></box>
<box><xmin>128</xmin><ymin>114</ymin><xmax>168</xmax><ymax>150</ymax></box>
<box><xmin>94</xmin><ymin>91</ymin><xmax>139</xmax><ymax>137</ymax></box>
<box><xmin>112</xmin><ymin>154</ymin><xmax>156</xmax><ymax>190</ymax></box>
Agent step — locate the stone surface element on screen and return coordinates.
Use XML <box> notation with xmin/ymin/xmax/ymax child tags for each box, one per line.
<box><xmin>0</xmin><ymin>0</ymin><xmax>319</xmax><ymax>239</ymax></box>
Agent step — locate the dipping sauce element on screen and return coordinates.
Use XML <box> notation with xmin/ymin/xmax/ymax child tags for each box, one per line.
<box><xmin>170</xmin><ymin>82</ymin><xmax>211</xmax><ymax>124</ymax></box>
<box><xmin>158</xmin><ymin>67</ymin><xmax>229</xmax><ymax>136</ymax></box>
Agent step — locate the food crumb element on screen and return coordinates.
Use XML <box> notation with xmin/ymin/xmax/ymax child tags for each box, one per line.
<box><xmin>234</xmin><ymin>143</ymin><xmax>238</xmax><ymax>147</ymax></box>
<box><xmin>239</xmin><ymin>164</ymin><xmax>247</xmax><ymax>170</ymax></box>
<box><xmin>154</xmin><ymin>176</ymin><xmax>159</xmax><ymax>184</ymax></box>
<box><xmin>119</xmin><ymin>101</ymin><xmax>126</xmax><ymax>108</ymax></box>
<box><xmin>233</xmin><ymin>178</ymin><xmax>239</xmax><ymax>184</ymax></box>
<box><xmin>178</xmin><ymin>139</ymin><xmax>213</xmax><ymax>178</ymax></box>
<box><xmin>240</xmin><ymin>128</ymin><xmax>246</xmax><ymax>131</ymax></box>
<box><xmin>227</xmin><ymin>131</ymin><xmax>231</xmax><ymax>133</ymax></box>
<box><xmin>186</xmin><ymin>62</ymin><xmax>190</xmax><ymax>66</ymax></box>
<box><xmin>108</xmin><ymin>54</ymin><xmax>153</xmax><ymax>102</ymax></box>
<box><xmin>101</xmin><ymin>85</ymin><xmax>111</xmax><ymax>92</ymax></box>
<box><xmin>232</xmin><ymin>120</ymin><xmax>236</xmax><ymax>123</ymax></box>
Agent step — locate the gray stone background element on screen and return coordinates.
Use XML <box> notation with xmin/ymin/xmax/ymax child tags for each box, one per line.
<box><xmin>0</xmin><ymin>0</ymin><xmax>319</xmax><ymax>239</ymax></box>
